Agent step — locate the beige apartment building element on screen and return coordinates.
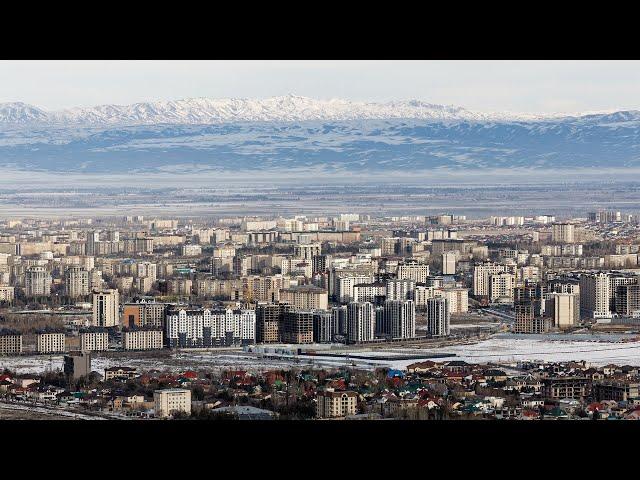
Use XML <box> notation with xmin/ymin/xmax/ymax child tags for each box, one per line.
<box><xmin>0</xmin><ymin>331</ymin><xmax>22</xmax><ymax>355</ymax></box>
<box><xmin>551</xmin><ymin>222</ymin><xmax>575</xmax><ymax>243</ymax></box>
<box><xmin>36</xmin><ymin>332</ymin><xmax>66</xmax><ymax>354</ymax></box>
<box><xmin>545</xmin><ymin>292</ymin><xmax>579</xmax><ymax>328</ymax></box>
<box><xmin>0</xmin><ymin>285</ymin><xmax>15</xmax><ymax>303</ymax></box>
<box><xmin>316</xmin><ymin>390</ymin><xmax>358</xmax><ymax>418</ymax></box>
<box><xmin>122</xmin><ymin>302</ymin><xmax>167</xmax><ymax>328</ymax></box>
<box><xmin>65</xmin><ymin>265</ymin><xmax>90</xmax><ymax>298</ymax></box>
<box><xmin>279</xmin><ymin>286</ymin><xmax>328</xmax><ymax>310</ymax></box>
<box><xmin>80</xmin><ymin>330</ymin><xmax>109</xmax><ymax>352</ymax></box>
<box><xmin>122</xmin><ymin>328</ymin><xmax>164</xmax><ymax>350</ymax></box>
<box><xmin>154</xmin><ymin>388</ymin><xmax>191</xmax><ymax>418</ymax></box>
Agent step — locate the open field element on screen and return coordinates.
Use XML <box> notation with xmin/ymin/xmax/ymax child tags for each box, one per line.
<box><xmin>4</xmin><ymin>332</ymin><xmax>640</xmax><ymax>375</ymax></box>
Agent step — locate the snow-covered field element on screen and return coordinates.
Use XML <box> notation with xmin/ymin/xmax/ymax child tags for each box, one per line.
<box><xmin>3</xmin><ymin>333</ymin><xmax>640</xmax><ymax>374</ymax></box>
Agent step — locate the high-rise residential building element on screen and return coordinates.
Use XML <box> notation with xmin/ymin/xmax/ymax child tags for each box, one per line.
<box><xmin>279</xmin><ymin>286</ymin><xmax>328</xmax><ymax>310</ymax></box>
<box><xmin>294</xmin><ymin>243</ymin><xmax>321</xmax><ymax>260</ymax></box>
<box><xmin>609</xmin><ymin>274</ymin><xmax>639</xmax><ymax>312</ymax></box>
<box><xmin>93</xmin><ymin>289</ymin><xmax>120</xmax><ymax>327</ymax></box>
<box><xmin>545</xmin><ymin>292</ymin><xmax>579</xmax><ymax>329</ymax></box>
<box><xmin>435</xmin><ymin>287</ymin><xmax>469</xmax><ymax>314</ymax></box>
<box><xmin>548</xmin><ymin>278</ymin><xmax>580</xmax><ymax>322</ymax></box>
<box><xmin>386</xmin><ymin>279</ymin><xmax>416</xmax><ymax>301</ymax></box>
<box><xmin>86</xmin><ymin>230</ymin><xmax>100</xmax><ymax>256</ymax></box>
<box><xmin>353</xmin><ymin>282</ymin><xmax>386</xmax><ymax>304</ymax></box>
<box><xmin>313</xmin><ymin>310</ymin><xmax>335</xmax><ymax>343</ymax></box>
<box><xmin>513</xmin><ymin>285</ymin><xmax>546</xmax><ymax>334</ymax></box>
<box><xmin>122</xmin><ymin>327</ymin><xmax>164</xmax><ymax>350</ymax></box>
<box><xmin>588</xmin><ymin>211</ymin><xmax>621</xmax><ymax>223</ymax></box>
<box><xmin>316</xmin><ymin>390</ymin><xmax>358</xmax><ymax>418</ymax></box>
<box><xmin>397</xmin><ymin>261</ymin><xmax>430</xmax><ymax>284</ymax></box>
<box><xmin>242</xmin><ymin>274</ymin><xmax>289</xmax><ymax>303</ymax></box>
<box><xmin>551</xmin><ymin>223</ymin><xmax>575</xmax><ymax>243</ymax></box>
<box><xmin>579</xmin><ymin>273</ymin><xmax>611</xmax><ymax>319</ymax></box>
<box><xmin>473</xmin><ymin>262</ymin><xmax>507</xmax><ymax>297</ymax></box>
<box><xmin>381</xmin><ymin>300</ymin><xmax>415</xmax><ymax>339</ymax></box>
<box><xmin>347</xmin><ymin>302</ymin><xmax>375</xmax><ymax>343</ymax></box>
<box><xmin>281</xmin><ymin>309</ymin><xmax>314</xmax><ymax>344</ymax></box>
<box><xmin>442</xmin><ymin>251</ymin><xmax>457</xmax><ymax>275</ymax></box>
<box><xmin>615</xmin><ymin>284</ymin><xmax>640</xmax><ymax>317</ymax></box>
<box><xmin>489</xmin><ymin>273</ymin><xmax>515</xmax><ymax>303</ymax></box>
<box><xmin>65</xmin><ymin>265</ymin><xmax>90</xmax><ymax>298</ymax></box>
<box><xmin>332</xmin><ymin>305</ymin><xmax>348</xmax><ymax>337</ymax></box>
<box><xmin>0</xmin><ymin>285</ymin><xmax>15</xmax><ymax>303</ymax></box>
<box><xmin>255</xmin><ymin>303</ymin><xmax>282</xmax><ymax>343</ymax></box>
<box><xmin>335</xmin><ymin>275</ymin><xmax>374</xmax><ymax>303</ymax></box>
<box><xmin>181</xmin><ymin>244</ymin><xmax>202</xmax><ymax>256</ymax></box>
<box><xmin>63</xmin><ymin>351</ymin><xmax>91</xmax><ymax>380</ymax></box>
<box><xmin>25</xmin><ymin>265</ymin><xmax>51</xmax><ymax>297</ymax></box>
<box><xmin>426</xmin><ymin>297</ymin><xmax>450</xmax><ymax>336</ymax></box>
<box><xmin>312</xmin><ymin>254</ymin><xmax>328</xmax><ymax>274</ymax></box>
<box><xmin>165</xmin><ymin>307</ymin><xmax>256</xmax><ymax>347</ymax></box>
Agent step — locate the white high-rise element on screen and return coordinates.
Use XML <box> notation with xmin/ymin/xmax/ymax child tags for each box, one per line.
<box><xmin>397</xmin><ymin>262</ymin><xmax>429</xmax><ymax>284</ymax></box>
<box><xmin>93</xmin><ymin>289</ymin><xmax>120</xmax><ymax>327</ymax></box>
<box><xmin>426</xmin><ymin>297</ymin><xmax>450</xmax><ymax>336</ymax></box>
<box><xmin>552</xmin><ymin>223</ymin><xmax>575</xmax><ymax>243</ymax></box>
<box><xmin>382</xmin><ymin>300</ymin><xmax>415</xmax><ymax>339</ymax></box>
<box><xmin>386</xmin><ymin>279</ymin><xmax>416</xmax><ymax>301</ymax></box>
<box><xmin>347</xmin><ymin>302</ymin><xmax>375</xmax><ymax>343</ymax></box>
<box><xmin>579</xmin><ymin>273</ymin><xmax>611</xmax><ymax>319</ymax></box>
<box><xmin>473</xmin><ymin>262</ymin><xmax>507</xmax><ymax>297</ymax></box>
<box><xmin>25</xmin><ymin>266</ymin><xmax>51</xmax><ymax>297</ymax></box>
<box><xmin>66</xmin><ymin>265</ymin><xmax>90</xmax><ymax>298</ymax></box>
<box><xmin>442</xmin><ymin>251</ymin><xmax>457</xmax><ymax>275</ymax></box>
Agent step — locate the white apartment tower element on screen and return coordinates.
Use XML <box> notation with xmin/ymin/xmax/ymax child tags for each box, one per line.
<box><xmin>382</xmin><ymin>300</ymin><xmax>416</xmax><ymax>339</ymax></box>
<box><xmin>552</xmin><ymin>223</ymin><xmax>575</xmax><ymax>243</ymax></box>
<box><xmin>397</xmin><ymin>262</ymin><xmax>430</xmax><ymax>284</ymax></box>
<box><xmin>473</xmin><ymin>262</ymin><xmax>507</xmax><ymax>297</ymax></box>
<box><xmin>347</xmin><ymin>302</ymin><xmax>375</xmax><ymax>343</ymax></box>
<box><xmin>93</xmin><ymin>289</ymin><xmax>120</xmax><ymax>327</ymax></box>
<box><xmin>386</xmin><ymin>279</ymin><xmax>416</xmax><ymax>301</ymax></box>
<box><xmin>66</xmin><ymin>265</ymin><xmax>90</xmax><ymax>298</ymax></box>
<box><xmin>442</xmin><ymin>251</ymin><xmax>457</xmax><ymax>275</ymax></box>
<box><xmin>426</xmin><ymin>297</ymin><xmax>450</xmax><ymax>336</ymax></box>
<box><xmin>579</xmin><ymin>273</ymin><xmax>611</xmax><ymax>319</ymax></box>
<box><xmin>25</xmin><ymin>266</ymin><xmax>51</xmax><ymax>297</ymax></box>
<box><xmin>489</xmin><ymin>273</ymin><xmax>515</xmax><ymax>303</ymax></box>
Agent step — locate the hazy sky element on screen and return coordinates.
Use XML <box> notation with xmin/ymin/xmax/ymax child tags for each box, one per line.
<box><xmin>2</xmin><ymin>60</ymin><xmax>639</xmax><ymax>114</ymax></box>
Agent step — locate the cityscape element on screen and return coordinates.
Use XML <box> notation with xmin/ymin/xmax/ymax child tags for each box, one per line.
<box><xmin>2</xmin><ymin>209</ymin><xmax>640</xmax><ymax>420</ymax></box>
<box><xmin>3</xmin><ymin>60</ymin><xmax>640</xmax><ymax>422</ymax></box>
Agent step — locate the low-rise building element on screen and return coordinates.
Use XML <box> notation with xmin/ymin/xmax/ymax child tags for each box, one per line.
<box><xmin>79</xmin><ymin>329</ymin><xmax>109</xmax><ymax>352</ymax></box>
<box><xmin>542</xmin><ymin>377</ymin><xmax>588</xmax><ymax>399</ymax></box>
<box><xmin>122</xmin><ymin>327</ymin><xmax>164</xmax><ymax>351</ymax></box>
<box><xmin>104</xmin><ymin>366</ymin><xmax>138</xmax><ymax>381</ymax></box>
<box><xmin>316</xmin><ymin>390</ymin><xmax>358</xmax><ymax>418</ymax></box>
<box><xmin>593</xmin><ymin>381</ymin><xmax>640</xmax><ymax>402</ymax></box>
<box><xmin>0</xmin><ymin>329</ymin><xmax>22</xmax><ymax>356</ymax></box>
<box><xmin>154</xmin><ymin>388</ymin><xmax>191</xmax><ymax>418</ymax></box>
<box><xmin>63</xmin><ymin>351</ymin><xmax>91</xmax><ymax>380</ymax></box>
<box><xmin>36</xmin><ymin>331</ymin><xmax>66</xmax><ymax>354</ymax></box>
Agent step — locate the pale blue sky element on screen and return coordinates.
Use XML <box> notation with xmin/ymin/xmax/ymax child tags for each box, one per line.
<box><xmin>1</xmin><ymin>60</ymin><xmax>639</xmax><ymax>114</ymax></box>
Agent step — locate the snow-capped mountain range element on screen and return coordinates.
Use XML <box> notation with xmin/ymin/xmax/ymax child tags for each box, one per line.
<box><xmin>0</xmin><ymin>95</ymin><xmax>581</xmax><ymax>127</ymax></box>
<box><xmin>1</xmin><ymin>95</ymin><xmax>640</xmax><ymax>177</ymax></box>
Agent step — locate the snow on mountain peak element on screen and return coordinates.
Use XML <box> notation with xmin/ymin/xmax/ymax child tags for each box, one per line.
<box><xmin>0</xmin><ymin>95</ymin><xmax>634</xmax><ymax>128</ymax></box>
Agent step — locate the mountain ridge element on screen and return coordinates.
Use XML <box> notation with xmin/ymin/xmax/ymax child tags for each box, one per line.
<box><xmin>0</xmin><ymin>94</ymin><xmax>603</xmax><ymax>127</ymax></box>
